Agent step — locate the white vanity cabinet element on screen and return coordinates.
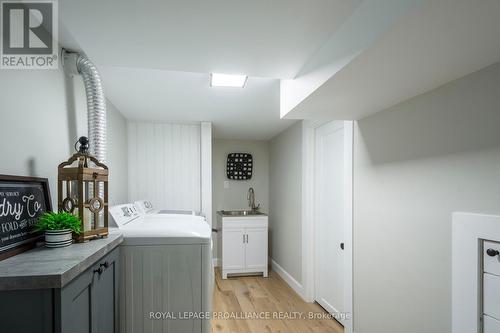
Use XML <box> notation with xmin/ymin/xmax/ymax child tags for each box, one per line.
<box><xmin>483</xmin><ymin>240</ymin><xmax>500</xmax><ymax>333</ymax></box>
<box><xmin>217</xmin><ymin>212</ymin><xmax>268</xmax><ymax>279</ymax></box>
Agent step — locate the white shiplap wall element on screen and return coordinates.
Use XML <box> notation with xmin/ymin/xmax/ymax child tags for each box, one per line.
<box><xmin>128</xmin><ymin>122</ymin><xmax>201</xmax><ymax>211</ymax></box>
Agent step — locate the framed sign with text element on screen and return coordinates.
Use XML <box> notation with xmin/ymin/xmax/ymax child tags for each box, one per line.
<box><xmin>0</xmin><ymin>175</ymin><xmax>52</xmax><ymax>261</ymax></box>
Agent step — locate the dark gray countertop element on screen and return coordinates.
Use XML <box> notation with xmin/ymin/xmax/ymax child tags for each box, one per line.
<box><xmin>0</xmin><ymin>231</ymin><xmax>123</xmax><ymax>291</ymax></box>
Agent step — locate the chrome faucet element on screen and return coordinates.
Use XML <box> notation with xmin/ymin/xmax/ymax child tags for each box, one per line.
<box><xmin>247</xmin><ymin>187</ymin><xmax>260</xmax><ymax>212</ymax></box>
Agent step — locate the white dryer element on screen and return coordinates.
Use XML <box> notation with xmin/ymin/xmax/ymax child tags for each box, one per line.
<box><xmin>110</xmin><ymin>203</ymin><xmax>213</xmax><ymax>333</ymax></box>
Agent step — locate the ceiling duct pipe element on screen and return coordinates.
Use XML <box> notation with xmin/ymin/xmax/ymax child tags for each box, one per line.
<box><xmin>63</xmin><ymin>50</ymin><xmax>107</xmax><ymax>163</ymax></box>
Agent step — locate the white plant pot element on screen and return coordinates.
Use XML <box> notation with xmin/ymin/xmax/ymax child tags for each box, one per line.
<box><xmin>45</xmin><ymin>229</ymin><xmax>73</xmax><ymax>248</ymax></box>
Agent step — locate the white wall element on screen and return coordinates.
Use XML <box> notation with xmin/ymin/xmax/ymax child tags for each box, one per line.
<box><xmin>107</xmin><ymin>101</ymin><xmax>128</xmax><ymax>205</ymax></box>
<box><xmin>354</xmin><ymin>62</ymin><xmax>500</xmax><ymax>333</ymax></box>
<box><xmin>200</xmin><ymin>123</ymin><xmax>213</xmax><ymax>228</ymax></box>
<box><xmin>127</xmin><ymin>122</ymin><xmax>201</xmax><ymax>211</ymax></box>
<box><xmin>269</xmin><ymin>122</ymin><xmax>302</xmax><ymax>283</ymax></box>
<box><xmin>0</xmin><ymin>68</ymin><xmax>72</xmax><ymax>207</ymax></box>
<box><xmin>212</xmin><ymin>139</ymin><xmax>269</xmax><ymax>259</ymax></box>
<box><xmin>0</xmin><ymin>55</ymin><xmax>129</xmax><ymax>210</ymax></box>
<box><xmin>212</xmin><ymin>139</ymin><xmax>270</xmax><ymax>214</ymax></box>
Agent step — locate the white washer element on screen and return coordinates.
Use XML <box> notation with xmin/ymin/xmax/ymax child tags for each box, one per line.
<box><xmin>134</xmin><ymin>199</ymin><xmax>202</xmax><ymax>218</ymax></box>
<box><xmin>110</xmin><ymin>203</ymin><xmax>213</xmax><ymax>333</ymax></box>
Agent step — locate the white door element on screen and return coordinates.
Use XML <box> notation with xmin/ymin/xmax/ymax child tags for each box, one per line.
<box><xmin>222</xmin><ymin>228</ymin><xmax>246</xmax><ymax>270</ymax></box>
<box><xmin>245</xmin><ymin>228</ymin><xmax>268</xmax><ymax>269</ymax></box>
<box><xmin>314</xmin><ymin>121</ymin><xmax>345</xmax><ymax>318</ymax></box>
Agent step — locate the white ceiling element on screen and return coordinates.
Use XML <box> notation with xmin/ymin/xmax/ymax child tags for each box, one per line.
<box><xmin>283</xmin><ymin>0</ymin><xmax>500</xmax><ymax>120</ymax></box>
<box><xmin>60</xmin><ymin>0</ymin><xmax>500</xmax><ymax>139</ymax></box>
<box><xmin>60</xmin><ymin>0</ymin><xmax>358</xmax><ymax>79</ymax></box>
<box><xmin>99</xmin><ymin>66</ymin><xmax>292</xmax><ymax>140</ymax></box>
<box><xmin>59</xmin><ymin>0</ymin><xmax>359</xmax><ymax>139</ymax></box>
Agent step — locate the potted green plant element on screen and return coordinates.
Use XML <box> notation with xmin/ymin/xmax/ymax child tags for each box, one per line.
<box><xmin>35</xmin><ymin>212</ymin><xmax>82</xmax><ymax>248</ymax></box>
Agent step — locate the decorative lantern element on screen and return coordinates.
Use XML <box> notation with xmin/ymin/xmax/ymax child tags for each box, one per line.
<box><xmin>58</xmin><ymin>137</ymin><xmax>109</xmax><ymax>242</ymax></box>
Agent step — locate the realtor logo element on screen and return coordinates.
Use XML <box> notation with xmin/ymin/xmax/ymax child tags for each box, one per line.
<box><xmin>1</xmin><ymin>1</ymin><xmax>58</xmax><ymax>69</ymax></box>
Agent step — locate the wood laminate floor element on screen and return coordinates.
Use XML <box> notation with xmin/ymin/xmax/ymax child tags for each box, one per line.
<box><xmin>211</xmin><ymin>268</ymin><xmax>344</xmax><ymax>333</ymax></box>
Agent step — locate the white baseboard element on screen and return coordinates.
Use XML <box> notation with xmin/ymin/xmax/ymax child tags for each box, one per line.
<box><xmin>270</xmin><ymin>258</ymin><xmax>306</xmax><ymax>300</ymax></box>
<box><xmin>212</xmin><ymin>258</ymin><xmax>220</xmax><ymax>267</ymax></box>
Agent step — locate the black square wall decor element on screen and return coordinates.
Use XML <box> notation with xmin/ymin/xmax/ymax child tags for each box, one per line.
<box><xmin>226</xmin><ymin>153</ymin><xmax>253</xmax><ymax>180</ymax></box>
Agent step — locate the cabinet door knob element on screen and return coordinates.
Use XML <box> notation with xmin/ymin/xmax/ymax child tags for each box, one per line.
<box><xmin>340</xmin><ymin>243</ymin><xmax>345</xmax><ymax>250</ymax></box>
<box><xmin>487</xmin><ymin>249</ymin><xmax>500</xmax><ymax>257</ymax></box>
<box><xmin>94</xmin><ymin>261</ymin><xmax>110</xmax><ymax>275</ymax></box>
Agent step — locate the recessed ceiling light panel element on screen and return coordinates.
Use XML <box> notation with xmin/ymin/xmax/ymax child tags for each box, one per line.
<box><xmin>210</xmin><ymin>73</ymin><xmax>247</xmax><ymax>88</ymax></box>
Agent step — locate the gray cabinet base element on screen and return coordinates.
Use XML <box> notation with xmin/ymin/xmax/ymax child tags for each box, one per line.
<box><xmin>0</xmin><ymin>247</ymin><xmax>120</xmax><ymax>333</ymax></box>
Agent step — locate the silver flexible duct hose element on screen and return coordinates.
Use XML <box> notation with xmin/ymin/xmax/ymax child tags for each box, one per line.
<box><xmin>69</xmin><ymin>54</ymin><xmax>107</xmax><ymax>228</ymax></box>
<box><xmin>76</xmin><ymin>55</ymin><xmax>107</xmax><ymax>163</ymax></box>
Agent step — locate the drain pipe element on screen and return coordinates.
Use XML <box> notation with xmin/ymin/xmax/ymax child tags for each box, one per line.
<box><xmin>63</xmin><ymin>50</ymin><xmax>107</xmax><ymax>163</ymax></box>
